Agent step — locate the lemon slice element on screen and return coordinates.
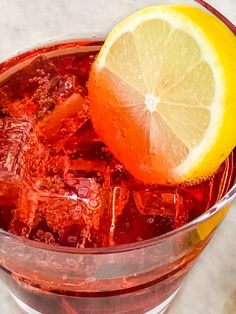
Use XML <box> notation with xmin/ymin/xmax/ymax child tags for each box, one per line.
<box><xmin>88</xmin><ymin>5</ymin><xmax>236</xmax><ymax>184</ymax></box>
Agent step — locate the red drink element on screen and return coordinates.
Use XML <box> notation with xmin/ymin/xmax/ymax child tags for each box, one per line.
<box><xmin>0</xmin><ymin>3</ymin><xmax>235</xmax><ymax>313</ymax></box>
<box><xmin>0</xmin><ymin>45</ymin><xmax>235</xmax><ymax>249</ymax></box>
<box><xmin>0</xmin><ymin>38</ymin><xmax>235</xmax><ymax>314</ymax></box>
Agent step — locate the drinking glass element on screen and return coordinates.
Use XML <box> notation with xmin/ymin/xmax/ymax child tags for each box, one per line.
<box><xmin>0</xmin><ymin>1</ymin><xmax>235</xmax><ymax>313</ymax></box>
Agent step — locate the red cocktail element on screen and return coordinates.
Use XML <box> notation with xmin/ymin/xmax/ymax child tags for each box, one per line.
<box><xmin>0</xmin><ymin>1</ymin><xmax>235</xmax><ymax>314</ymax></box>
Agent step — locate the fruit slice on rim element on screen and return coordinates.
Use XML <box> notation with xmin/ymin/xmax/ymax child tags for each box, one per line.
<box><xmin>88</xmin><ymin>5</ymin><xmax>236</xmax><ymax>184</ymax></box>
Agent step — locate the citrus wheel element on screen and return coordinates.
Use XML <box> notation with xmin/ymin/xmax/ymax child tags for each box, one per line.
<box><xmin>88</xmin><ymin>5</ymin><xmax>236</xmax><ymax>184</ymax></box>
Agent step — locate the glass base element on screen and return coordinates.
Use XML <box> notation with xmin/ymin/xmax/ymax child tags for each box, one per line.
<box><xmin>10</xmin><ymin>288</ymin><xmax>179</xmax><ymax>314</ymax></box>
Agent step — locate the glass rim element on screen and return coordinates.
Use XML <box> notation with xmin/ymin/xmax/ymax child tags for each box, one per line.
<box><xmin>0</xmin><ymin>0</ymin><xmax>235</xmax><ymax>255</ymax></box>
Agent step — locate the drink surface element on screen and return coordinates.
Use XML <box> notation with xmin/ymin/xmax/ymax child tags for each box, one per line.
<box><xmin>0</xmin><ymin>43</ymin><xmax>235</xmax><ymax>248</ymax></box>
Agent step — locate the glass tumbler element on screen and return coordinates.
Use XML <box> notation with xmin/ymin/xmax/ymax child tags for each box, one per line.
<box><xmin>0</xmin><ymin>1</ymin><xmax>235</xmax><ymax>313</ymax></box>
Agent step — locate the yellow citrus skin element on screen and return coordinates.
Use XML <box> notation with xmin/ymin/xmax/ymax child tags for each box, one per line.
<box><xmin>170</xmin><ymin>5</ymin><xmax>236</xmax><ymax>181</ymax></box>
<box><xmin>88</xmin><ymin>5</ymin><xmax>236</xmax><ymax>184</ymax></box>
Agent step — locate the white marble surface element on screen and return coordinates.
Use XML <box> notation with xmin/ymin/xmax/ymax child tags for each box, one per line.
<box><xmin>0</xmin><ymin>0</ymin><xmax>235</xmax><ymax>313</ymax></box>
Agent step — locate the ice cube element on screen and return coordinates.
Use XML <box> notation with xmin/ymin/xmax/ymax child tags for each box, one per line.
<box><xmin>21</xmin><ymin>176</ymin><xmax>106</xmax><ymax>247</ymax></box>
<box><xmin>113</xmin><ymin>195</ymin><xmax>174</xmax><ymax>245</ymax></box>
<box><xmin>22</xmin><ymin>139</ymin><xmax>109</xmax><ymax>190</ymax></box>
<box><xmin>0</xmin><ymin>118</ymin><xmax>31</xmax><ymax>176</ymax></box>
<box><xmin>17</xmin><ymin>142</ymin><xmax>110</xmax><ymax>247</ymax></box>
<box><xmin>133</xmin><ymin>187</ymin><xmax>176</xmax><ymax>217</ymax></box>
<box><xmin>7</xmin><ymin>56</ymin><xmax>59</xmax><ymax>96</ymax></box>
<box><xmin>0</xmin><ymin>118</ymin><xmax>32</xmax><ymax>234</ymax></box>
<box><xmin>51</xmin><ymin>55</ymin><xmax>76</xmax><ymax>76</ymax></box>
<box><xmin>17</xmin><ymin>137</ymin><xmax>129</xmax><ymax>247</ymax></box>
<box><xmin>51</xmin><ymin>52</ymin><xmax>98</xmax><ymax>99</ymax></box>
<box><xmin>35</xmin><ymin>93</ymin><xmax>90</xmax><ymax>150</ymax></box>
<box><xmin>0</xmin><ymin>56</ymin><xmax>61</xmax><ymax>118</ymax></box>
<box><xmin>7</xmin><ymin>172</ymin><xmax>104</xmax><ymax>244</ymax></box>
<box><xmin>133</xmin><ymin>184</ymin><xmax>190</xmax><ymax>229</ymax></box>
<box><xmin>72</xmin><ymin>52</ymin><xmax>97</xmax><ymax>86</ymax></box>
<box><xmin>51</xmin><ymin>51</ymin><xmax>97</xmax><ymax>84</ymax></box>
<box><xmin>174</xmin><ymin>183</ymin><xmax>212</xmax><ymax>226</ymax></box>
<box><xmin>84</xmin><ymin>156</ymin><xmax>131</xmax><ymax>245</ymax></box>
<box><xmin>0</xmin><ymin>56</ymin><xmax>80</xmax><ymax>121</ymax></box>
